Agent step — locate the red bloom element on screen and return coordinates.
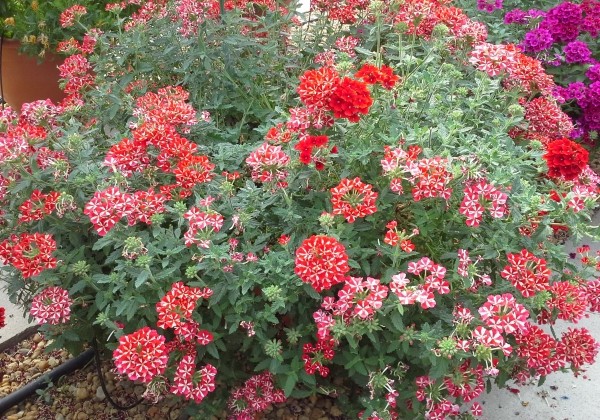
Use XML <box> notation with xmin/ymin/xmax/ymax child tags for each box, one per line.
<box><xmin>500</xmin><ymin>249</ymin><xmax>551</xmax><ymax>298</ymax></box>
<box><xmin>297</xmin><ymin>67</ymin><xmax>340</xmax><ymax>110</ymax></box>
<box><xmin>543</xmin><ymin>138</ymin><xmax>589</xmax><ymax>180</ymax></box>
<box><xmin>355</xmin><ymin>64</ymin><xmax>400</xmax><ymax>90</ymax></box>
<box><xmin>295</xmin><ymin>235</ymin><xmax>349</xmax><ymax>292</ymax></box>
<box><xmin>0</xmin><ymin>307</ymin><xmax>6</xmax><ymax>329</ymax></box>
<box><xmin>156</xmin><ymin>281</ymin><xmax>212</xmax><ymax>330</ymax></box>
<box><xmin>330</xmin><ymin>177</ymin><xmax>378</xmax><ymax>223</ymax></box>
<box><xmin>327</xmin><ymin>77</ymin><xmax>373</xmax><ymax>122</ymax></box>
<box><xmin>0</xmin><ymin>233</ymin><xmax>58</xmax><ymax>278</ymax></box>
<box><xmin>112</xmin><ymin>327</ymin><xmax>169</xmax><ymax>383</ymax></box>
<box><xmin>18</xmin><ymin>190</ymin><xmax>60</xmax><ymax>222</ymax></box>
<box><xmin>557</xmin><ymin>328</ymin><xmax>599</xmax><ymax>371</ymax></box>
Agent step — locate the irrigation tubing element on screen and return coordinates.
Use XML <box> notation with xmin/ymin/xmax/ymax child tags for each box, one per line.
<box><xmin>0</xmin><ymin>348</ymin><xmax>94</xmax><ymax>415</ymax></box>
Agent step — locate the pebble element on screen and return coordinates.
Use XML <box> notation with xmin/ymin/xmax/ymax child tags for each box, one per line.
<box><xmin>48</xmin><ymin>357</ymin><xmax>60</xmax><ymax>368</ymax></box>
<box><xmin>95</xmin><ymin>386</ymin><xmax>106</xmax><ymax>401</ymax></box>
<box><xmin>75</xmin><ymin>412</ymin><xmax>89</xmax><ymax>420</ymax></box>
<box><xmin>74</xmin><ymin>387</ymin><xmax>89</xmax><ymax>401</ymax></box>
<box><xmin>330</xmin><ymin>406</ymin><xmax>343</xmax><ymax>417</ymax></box>
<box><xmin>36</xmin><ymin>360</ymin><xmax>49</xmax><ymax>370</ymax></box>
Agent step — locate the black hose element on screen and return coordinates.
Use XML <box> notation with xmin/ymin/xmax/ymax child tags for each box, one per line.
<box><xmin>0</xmin><ymin>348</ymin><xmax>94</xmax><ymax>415</ymax></box>
<box><xmin>91</xmin><ymin>337</ymin><xmax>144</xmax><ymax>411</ymax></box>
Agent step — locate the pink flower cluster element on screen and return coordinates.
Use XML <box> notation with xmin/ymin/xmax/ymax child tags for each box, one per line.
<box><xmin>171</xmin><ymin>352</ymin><xmax>217</xmax><ymax>403</ymax></box>
<box><xmin>459</xmin><ymin>179</ymin><xmax>508</xmax><ymax>227</ymax></box>
<box><xmin>389</xmin><ymin>257</ymin><xmax>449</xmax><ymax>309</ymax></box>
<box><xmin>245</xmin><ymin>142</ymin><xmax>290</xmax><ymax>185</ymax></box>
<box><xmin>183</xmin><ymin>206</ymin><xmax>224</xmax><ymax>248</ymax></box>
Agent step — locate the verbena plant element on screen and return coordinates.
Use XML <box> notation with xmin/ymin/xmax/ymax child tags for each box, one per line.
<box><xmin>1</xmin><ymin>0</ymin><xmax>600</xmax><ymax>418</ymax></box>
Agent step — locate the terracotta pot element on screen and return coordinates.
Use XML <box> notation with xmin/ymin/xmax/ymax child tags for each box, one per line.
<box><xmin>0</xmin><ymin>38</ymin><xmax>65</xmax><ymax>111</ymax></box>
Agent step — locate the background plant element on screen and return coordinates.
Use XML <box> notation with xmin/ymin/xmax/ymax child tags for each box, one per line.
<box><xmin>458</xmin><ymin>0</ymin><xmax>600</xmax><ymax>149</ymax></box>
<box><xmin>1</xmin><ymin>0</ymin><xmax>600</xmax><ymax>419</ymax></box>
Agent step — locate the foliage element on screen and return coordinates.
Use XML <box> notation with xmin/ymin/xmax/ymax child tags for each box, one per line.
<box><xmin>1</xmin><ymin>0</ymin><xmax>600</xmax><ymax>419</ymax></box>
<box><xmin>0</xmin><ymin>0</ymin><xmax>125</xmax><ymax>57</ymax></box>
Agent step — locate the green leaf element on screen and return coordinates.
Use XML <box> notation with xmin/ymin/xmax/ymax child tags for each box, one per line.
<box><xmin>135</xmin><ymin>270</ymin><xmax>150</xmax><ymax>288</ymax></box>
<box><xmin>206</xmin><ymin>343</ymin><xmax>219</xmax><ymax>359</ymax></box>
<box><xmin>283</xmin><ymin>373</ymin><xmax>298</xmax><ymax>397</ymax></box>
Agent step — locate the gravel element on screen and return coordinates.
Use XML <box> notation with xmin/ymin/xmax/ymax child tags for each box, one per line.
<box><xmin>0</xmin><ymin>333</ymin><xmax>348</xmax><ymax>419</ymax></box>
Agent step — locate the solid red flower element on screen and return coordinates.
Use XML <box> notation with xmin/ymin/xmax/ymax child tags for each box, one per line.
<box><xmin>295</xmin><ymin>235</ymin><xmax>349</xmax><ymax>292</ymax></box>
<box><xmin>330</xmin><ymin>177</ymin><xmax>378</xmax><ymax>223</ymax></box>
<box><xmin>327</xmin><ymin>77</ymin><xmax>373</xmax><ymax>122</ymax></box>
<box><xmin>0</xmin><ymin>307</ymin><xmax>5</xmax><ymax>329</ymax></box>
<box><xmin>112</xmin><ymin>327</ymin><xmax>168</xmax><ymax>383</ymax></box>
<box><xmin>543</xmin><ymin>138</ymin><xmax>589</xmax><ymax>180</ymax></box>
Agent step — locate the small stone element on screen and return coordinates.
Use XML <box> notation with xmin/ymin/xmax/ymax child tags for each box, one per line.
<box><xmin>74</xmin><ymin>387</ymin><xmax>89</xmax><ymax>401</ymax></box>
<box><xmin>330</xmin><ymin>406</ymin><xmax>343</xmax><ymax>417</ymax></box>
<box><xmin>95</xmin><ymin>386</ymin><xmax>106</xmax><ymax>401</ymax></box>
<box><xmin>310</xmin><ymin>408</ymin><xmax>325</xmax><ymax>419</ymax></box>
<box><xmin>36</xmin><ymin>360</ymin><xmax>50</xmax><ymax>371</ymax></box>
<box><xmin>55</xmin><ymin>415</ymin><xmax>65</xmax><ymax>420</ymax></box>
<box><xmin>309</xmin><ymin>394</ymin><xmax>318</xmax><ymax>405</ymax></box>
<box><xmin>76</xmin><ymin>412</ymin><xmax>88</xmax><ymax>420</ymax></box>
<box><xmin>32</xmin><ymin>333</ymin><xmax>43</xmax><ymax>343</ymax></box>
<box><xmin>147</xmin><ymin>406</ymin><xmax>160</xmax><ymax>417</ymax></box>
<box><xmin>276</xmin><ymin>409</ymin><xmax>285</xmax><ymax>417</ymax></box>
<box><xmin>48</xmin><ymin>357</ymin><xmax>60</xmax><ymax>368</ymax></box>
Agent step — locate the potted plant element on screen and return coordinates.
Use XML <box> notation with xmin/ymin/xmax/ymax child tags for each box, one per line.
<box><xmin>0</xmin><ymin>0</ymin><xmax>120</xmax><ymax>111</ymax></box>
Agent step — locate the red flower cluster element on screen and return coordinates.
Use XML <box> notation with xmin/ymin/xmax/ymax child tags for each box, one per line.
<box><xmin>557</xmin><ymin>327</ymin><xmax>599</xmax><ymax>372</ymax></box>
<box><xmin>500</xmin><ymin>249</ymin><xmax>551</xmax><ymax>298</ymax></box>
<box><xmin>227</xmin><ymin>372</ymin><xmax>286</xmax><ymax>419</ymax></box>
<box><xmin>330</xmin><ymin>177</ymin><xmax>378</xmax><ymax>223</ymax></box>
<box><xmin>245</xmin><ymin>142</ymin><xmax>290</xmax><ymax>184</ymax></box>
<box><xmin>156</xmin><ymin>281</ymin><xmax>212</xmax><ymax>330</ymax></box>
<box><xmin>477</xmin><ymin>293</ymin><xmax>529</xmax><ymax>335</ymax></box>
<box><xmin>18</xmin><ymin>189</ymin><xmax>60</xmax><ymax>222</ymax></box>
<box><xmin>459</xmin><ymin>179</ymin><xmax>508</xmax><ymax>227</ymax></box>
<box><xmin>294</xmin><ymin>134</ymin><xmax>333</xmax><ymax>170</ymax></box>
<box><xmin>113</xmin><ymin>326</ymin><xmax>169</xmax><ymax>383</ymax></box>
<box><xmin>134</xmin><ymin>85</ymin><xmax>197</xmax><ymax>128</ymax></box>
<box><xmin>0</xmin><ymin>233</ymin><xmax>57</xmax><ymax>278</ymax></box>
<box><xmin>515</xmin><ymin>325</ymin><xmax>563</xmax><ymax>377</ymax></box>
<box><xmin>0</xmin><ymin>307</ymin><xmax>5</xmax><ymax>329</ymax></box>
<box><xmin>384</xmin><ymin>220</ymin><xmax>417</xmax><ymax>253</ymax></box>
<box><xmin>525</xmin><ymin>98</ymin><xmax>574</xmax><ymax>140</ymax></box>
<box><xmin>355</xmin><ymin>63</ymin><xmax>400</xmax><ymax>90</ymax></box>
<box><xmin>30</xmin><ymin>286</ymin><xmax>73</xmax><ymax>325</ymax></box>
<box><xmin>294</xmin><ymin>235</ymin><xmax>350</xmax><ymax>292</ymax></box>
<box><xmin>543</xmin><ymin>138</ymin><xmax>589</xmax><ymax>180</ymax></box>
<box><xmin>170</xmin><ymin>351</ymin><xmax>217</xmax><ymax>403</ymax></box>
<box><xmin>302</xmin><ymin>338</ymin><xmax>336</xmax><ymax>377</ymax></box>
<box><xmin>328</xmin><ymin>77</ymin><xmax>373</xmax><ymax>122</ymax></box>
<box><xmin>297</xmin><ymin>67</ymin><xmax>340</xmax><ymax>110</ymax></box>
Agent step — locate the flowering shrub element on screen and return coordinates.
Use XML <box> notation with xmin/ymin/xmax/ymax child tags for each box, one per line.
<box><xmin>2</xmin><ymin>0</ymin><xmax>600</xmax><ymax>418</ymax></box>
<box><xmin>458</xmin><ymin>0</ymin><xmax>600</xmax><ymax>146</ymax></box>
